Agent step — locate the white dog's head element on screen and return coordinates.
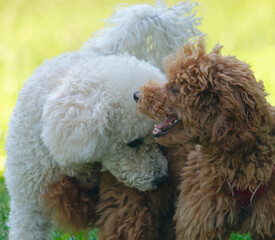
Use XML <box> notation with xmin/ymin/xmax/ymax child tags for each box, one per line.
<box><xmin>42</xmin><ymin>53</ymin><xmax>168</xmax><ymax>191</ymax></box>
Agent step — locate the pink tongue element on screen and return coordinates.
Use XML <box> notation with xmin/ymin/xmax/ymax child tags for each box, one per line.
<box><xmin>155</xmin><ymin>117</ymin><xmax>176</xmax><ymax>130</ymax></box>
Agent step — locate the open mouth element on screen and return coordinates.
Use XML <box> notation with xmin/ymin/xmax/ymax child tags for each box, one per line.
<box><xmin>153</xmin><ymin>116</ymin><xmax>180</xmax><ymax>138</ymax></box>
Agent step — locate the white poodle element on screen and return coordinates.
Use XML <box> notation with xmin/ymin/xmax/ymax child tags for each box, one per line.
<box><xmin>4</xmin><ymin>1</ymin><xmax>200</xmax><ymax>239</ymax></box>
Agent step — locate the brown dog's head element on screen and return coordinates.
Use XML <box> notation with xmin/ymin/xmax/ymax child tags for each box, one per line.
<box><xmin>135</xmin><ymin>38</ymin><xmax>272</xmax><ymax>152</ymax></box>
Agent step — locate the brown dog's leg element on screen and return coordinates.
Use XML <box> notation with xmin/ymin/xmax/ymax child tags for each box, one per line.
<box><xmin>96</xmin><ymin>172</ymin><xmax>161</xmax><ymax>240</ymax></box>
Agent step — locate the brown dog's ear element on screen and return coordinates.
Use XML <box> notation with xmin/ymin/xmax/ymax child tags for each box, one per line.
<box><xmin>211</xmin><ymin>86</ymin><xmax>256</xmax><ymax>152</ymax></box>
<box><xmin>208</xmin><ymin>72</ymin><xmax>270</xmax><ymax>152</ymax></box>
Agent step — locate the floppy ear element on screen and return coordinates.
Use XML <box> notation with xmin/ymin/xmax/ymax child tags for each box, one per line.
<box><xmin>207</xmin><ymin>74</ymin><xmax>268</xmax><ymax>152</ymax></box>
<box><xmin>41</xmin><ymin>81</ymin><xmax>111</xmax><ymax>166</ymax></box>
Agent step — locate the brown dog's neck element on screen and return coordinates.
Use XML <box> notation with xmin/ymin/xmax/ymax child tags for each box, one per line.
<box><xmin>198</xmin><ymin>137</ymin><xmax>275</xmax><ymax>190</ymax></box>
<box><xmin>165</xmin><ymin>144</ymin><xmax>193</xmax><ymax>179</ymax></box>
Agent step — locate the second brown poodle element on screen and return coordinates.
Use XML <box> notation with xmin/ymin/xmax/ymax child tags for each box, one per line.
<box><xmin>136</xmin><ymin>38</ymin><xmax>275</xmax><ymax>240</ymax></box>
<box><xmin>45</xmin><ymin>145</ymin><xmax>192</xmax><ymax>239</ymax></box>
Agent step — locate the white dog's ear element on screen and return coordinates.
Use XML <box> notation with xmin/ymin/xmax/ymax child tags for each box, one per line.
<box><xmin>41</xmin><ymin>81</ymin><xmax>111</xmax><ymax>166</ymax></box>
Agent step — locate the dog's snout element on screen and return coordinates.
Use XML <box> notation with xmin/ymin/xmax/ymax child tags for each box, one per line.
<box><xmin>133</xmin><ymin>91</ymin><xmax>140</xmax><ymax>102</ymax></box>
<box><xmin>153</xmin><ymin>174</ymin><xmax>169</xmax><ymax>187</ymax></box>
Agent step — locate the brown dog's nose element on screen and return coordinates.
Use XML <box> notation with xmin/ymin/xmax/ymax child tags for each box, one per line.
<box><xmin>133</xmin><ymin>91</ymin><xmax>140</xmax><ymax>102</ymax></box>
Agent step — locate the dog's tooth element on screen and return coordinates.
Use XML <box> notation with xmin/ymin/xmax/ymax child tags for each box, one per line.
<box><xmin>153</xmin><ymin>127</ymin><xmax>161</xmax><ymax>134</ymax></box>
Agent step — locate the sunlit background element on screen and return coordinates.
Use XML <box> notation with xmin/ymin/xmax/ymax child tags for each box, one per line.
<box><xmin>0</xmin><ymin>0</ymin><xmax>274</xmax><ymax>239</ymax></box>
<box><xmin>0</xmin><ymin>0</ymin><xmax>274</xmax><ymax>187</ymax></box>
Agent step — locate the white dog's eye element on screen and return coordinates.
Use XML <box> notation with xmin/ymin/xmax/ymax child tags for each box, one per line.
<box><xmin>125</xmin><ymin>138</ymin><xmax>143</xmax><ymax>148</ymax></box>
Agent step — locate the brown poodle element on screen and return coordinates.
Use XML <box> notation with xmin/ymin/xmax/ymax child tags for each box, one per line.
<box><xmin>45</xmin><ymin>145</ymin><xmax>193</xmax><ymax>239</ymax></box>
<box><xmin>44</xmin><ymin>163</ymin><xmax>101</xmax><ymax>232</ymax></box>
<box><xmin>135</xmin><ymin>38</ymin><xmax>275</xmax><ymax>240</ymax></box>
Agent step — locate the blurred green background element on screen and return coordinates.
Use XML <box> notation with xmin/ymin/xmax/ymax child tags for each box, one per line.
<box><xmin>0</xmin><ymin>0</ymin><xmax>274</xmax><ymax>239</ymax></box>
<box><xmin>1</xmin><ymin>0</ymin><xmax>275</xmax><ymax>174</ymax></box>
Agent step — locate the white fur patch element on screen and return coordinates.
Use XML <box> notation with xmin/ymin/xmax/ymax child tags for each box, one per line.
<box><xmin>82</xmin><ymin>1</ymin><xmax>201</xmax><ymax>70</ymax></box>
<box><xmin>4</xmin><ymin>1</ymin><xmax>200</xmax><ymax>238</ymax></box>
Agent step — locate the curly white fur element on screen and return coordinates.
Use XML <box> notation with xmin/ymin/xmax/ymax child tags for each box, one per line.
<box><xmin>6</xmin><ymin>51</ymin><xmax>168</xmax><ymax>240</ymax></box>
<box><xmin>40</xmin><ymin>53</ymin><xmax>168</xmax><ymax>190</ymax></box>
<box><xmin>82</xmin><ymin>0</ymin><xmax>201</xmax><ymax>69</ymax></box>
<box><xmin>5</xmin><ymin>1</ymin><xmax>200</xmax><ymax>239</ymax></box>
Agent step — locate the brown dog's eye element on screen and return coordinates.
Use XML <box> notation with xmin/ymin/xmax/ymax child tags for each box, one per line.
<box><xmin>125</xmin><ymin>138</ymin><xmax>143</xmax><ymax>148</ymax></box>
<box><xmin>171</xmin><ymin>83</ymin><xmax>180</xmax><ymax>94</ymax></box>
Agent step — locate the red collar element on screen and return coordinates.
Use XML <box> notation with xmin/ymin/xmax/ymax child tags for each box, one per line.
<box><xmin>228</xmin><ymin>166</ymin><xmax>275</xmax><ymax>208</ymax></box>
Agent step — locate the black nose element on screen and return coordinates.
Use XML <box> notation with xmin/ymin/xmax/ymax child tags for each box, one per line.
<box><xmin>133</xmin><ymin>91</ymin><xmax>140</xmax><ymax>102</ymax></box>
<box><xmin>153</xmin><ymin>174</ymin><xmax>169</xmax><ymax>187</ymax></box>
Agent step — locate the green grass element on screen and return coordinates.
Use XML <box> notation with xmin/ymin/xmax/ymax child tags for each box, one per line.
<box><xmin>0</xmin><ymin>172</ymin><xmax>251</xmax><ymax>240</ymax></box>
<box><xmin>0</xmin><ymin>175</ymin><xmax>9</xmax><ymax>240</ymax></box>
<box><xmin>0</xmin><ymin>173</ymin><xmax>98</xmax><ymax>240</ymax></box>
<box><xmin>0</xmin><ymin>0</ymin><xmax>274</xmax><ymax>239</ymax></box>
<box><xmin>51</xmin><ymin>229</ymin><xmax>98</xmax><ymax>240</ymax></box>
<box><xmin>231</xmin><ymin>234</ymin><xmax>252</xmax><ymax>240</ymax></box>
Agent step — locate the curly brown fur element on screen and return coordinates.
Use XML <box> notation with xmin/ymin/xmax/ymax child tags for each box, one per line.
<box><xmin>95</xmin><ymin>145</ymin><xmax>192</xmax><ymax>240</ymax></box>
<box><xmin>136</xmin><ymin>38</ymin><xmax>275</xmax><ymax>239</ymax></box>
<box><xmin>43</xmin><ymin>163</ymin><xmax>101</xmax><ymax>232</ymax></box>
<box><xmin>45</xmin><ymin>145</ymin><xmax>191</xmax><ymax>239</ymax></box>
